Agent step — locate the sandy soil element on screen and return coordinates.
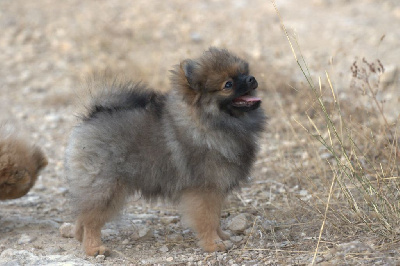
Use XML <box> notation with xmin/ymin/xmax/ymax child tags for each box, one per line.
<box><xmin>0</xmin><ymin>0</ymin><xmax>399</xmax><ymax>265</ymax></box>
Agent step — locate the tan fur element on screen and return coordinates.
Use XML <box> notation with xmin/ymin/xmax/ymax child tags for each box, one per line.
<box><xmin>0</xmin><ymin>126</ymin><xmax>47</xmax><ymax>200</ymax></box>
<box><xmin>180</xmin><ymin>189</ymin><xmax>230</xmax><ymax>251</ymax></box>
<box><xmin>74</xmin><ymin>182</ymin><xmax>127</xmax><ymax>256</ymax></box>
<box><xmin>65</xmin><ymin>48</ymin><xmax>266</xmax><ymax>256</ymax></box>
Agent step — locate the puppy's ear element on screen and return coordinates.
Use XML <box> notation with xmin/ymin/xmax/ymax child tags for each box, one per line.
<box><xmin>180</xmin><ymin>59</ymin><xmax>201</xmax><ymax>90</ymax></box>
<box><xmin>32</xmin><ymin>146</ymin><xmax>48</xmax><ymax>171</ymax></box>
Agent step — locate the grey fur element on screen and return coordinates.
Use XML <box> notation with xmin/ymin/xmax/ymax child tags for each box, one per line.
<box><xmin>65</xmin><ymin>47</ymin><xmax>266</xmax><ymax>220</ymax></box>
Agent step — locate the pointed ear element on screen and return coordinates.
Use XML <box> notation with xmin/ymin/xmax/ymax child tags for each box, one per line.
<box><xmin>33</xmin><ymin>146</ymin><xmax>48</xmax><ymax>171</ymax></box>
<box><xmin>180</xmin><ymin>59</ymin><xmax>200</xmax><ymax>90</ymax></box>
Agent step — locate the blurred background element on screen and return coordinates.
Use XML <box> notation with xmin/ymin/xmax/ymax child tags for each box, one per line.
<box><xmin>0</xmin><ymin>0</ymin><xmax>399</xmax><ymax>264</ymax></box>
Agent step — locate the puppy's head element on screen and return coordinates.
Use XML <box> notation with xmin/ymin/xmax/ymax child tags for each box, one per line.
<box><xmin>172</xmin><ymin>47</ymin><xmax>261</xmax><ymax>117</ymax></box>
<box><xmin>0</xmin><ymin>139</ymin><xmax>47</xmax><ymax>200</ymax></box>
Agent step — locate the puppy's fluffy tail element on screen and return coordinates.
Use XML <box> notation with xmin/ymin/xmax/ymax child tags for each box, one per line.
<box><xmin>81</xmin><ymin>77</ymin><xmax>164</xmax><ymax>121</ymax></box>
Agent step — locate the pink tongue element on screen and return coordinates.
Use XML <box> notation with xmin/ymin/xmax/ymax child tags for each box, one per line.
<box><xmin>233</xmin><ymin>95</ymin><xmax>261</xmax><ymax>103</ymax></box>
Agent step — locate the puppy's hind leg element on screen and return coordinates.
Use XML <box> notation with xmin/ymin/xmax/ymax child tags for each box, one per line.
<box><xmin>74</xmin><ymin>184</ymin><xmax>127</xmax><ymax>257</ymax></box>
<box><xmin>180</xmin><ymin>189</ymin><xmax>228</xmax><ymax>252</ymax></box>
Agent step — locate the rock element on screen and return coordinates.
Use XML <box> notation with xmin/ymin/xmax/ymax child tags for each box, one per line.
<box><xmin>228</xmin><ymin>214</ymin><xmax>248</xmax><ymax>233</ymax></box>
<box><xmin>102</xmin><ymin>228</ymin><xmax>119</xmax><ymax>238</ymax></box>
<box><xmin>18</xmin><ymin>234</ymin><xmax>36</xmax><ymax>245</ymax></box>
<box><xmin>132</xmin><ymin>226</ymin><xmax>153</xmax><ymax>240</ymax></box>
<box><xmin>160</xmin><ymin>216</ymin><xmax>180</xmax><ymax>225</ymax></box>
<box><xmin>223</xmin><ymin>240</ymin><xmax>233</xmax><ymax>250</ymax></box>
<box><xmin>0</xmin><ymin>249</ymin><xmax>91</xmax><ymax>265</ymax></box>
<box><xmin>261</xmin><ymin>219</ymin><xmax>278</xmax><ymax>230</ymax></box>
<box><xmin>59</xmin><ymin>223</ymin><xmax>74</xmax><ymax>238</ymax></box>
<box><xmin>95</xmin><ymin>254</ymin><xmax>106</xmax><ymax>262</ymax></box>
<box><xmin>166</xmin><ymin>256</ymin><xmax>174</xmax><ymax>262</ymax></box>
<box><xmin>159</xmin><ymin>245</ymin><xmax>169</xmax><ymax>253</ymax></box>
<box><xmin>167</xmin><ymin>234</ymin><xmax>184</xmax><ymax>242</ymax></box>
<box><xmin>230</xmin><ymin>236</ymin><xmax>243</xmax><ymax>243</ymax></box>
<box><xmin>190</xmin><ymin>32</ymin><xmax>202</xmax><ymax>42</ymax></box>
<box><xmin>380</xmin><ymin>64</ymin><xmax>398</xmax><ymax>88</ymax></box>
<box><xmin>320</xmin><ymin>152</ymin><xmax>333</xmax><ymax>159</ymax></box>
<box><xmin>122</xmin><ymin>239</ymin><xmax>130</xmax><ymax>245</ymax></box>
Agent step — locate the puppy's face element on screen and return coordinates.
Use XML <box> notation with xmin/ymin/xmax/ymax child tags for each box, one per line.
<box><xmin>177</xmin><ymin>48</ymin><xmax>261</xmax><ymax>117</ymax></box>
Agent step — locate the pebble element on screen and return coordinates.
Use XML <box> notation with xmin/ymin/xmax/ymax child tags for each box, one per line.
<box><xmin>0</xmin><ymin>249</ymin><xmax>91</xmax><ymax>265</ymax></box>
<box><xmin>320</xmin><ymin>152</ymin><xmax>333</xmax><ymax>159</ymax></box>
<box><xmin>228</xmin><ymin>214</ymin><xmax>248</xmax><ymax>233</ymax></box>
<box><xmin>166</xmin><ymin>256</ymin><xmax>174</xmax><ymax>262</ymax></box>
<box><xmin>102</xmin><ymin>229</ymin><xmax>119</xmax><ymax>237</ymax></box>
<box><xmin>223</xmin><ymin>240</ymin><xmax>233</xmax><ymax>250</ymax></box>
<box><xmin>190</xmin><ymin>32</ymin><xmax>202</xmax><ymax>42</ymax></box>
<box><xmin>380</xmin><ymin>64</ymin><xmax>398</xmax><ymax>88</ymax></box>
<box><xmin>159</xmin><ymin>245</ymin><xmax>169</xmax><ymax>253</ymax></box>
<box><xmin>230</xmin><ymin>236</ymin><xmax>243</xmax><ymax>243</ymax></box>
<box><xmin>132</xmin><ymin>226</ymin><xmax>153</xmax><ymax>240</ymax></box>
<box><xmin>167</xmin><ymin>234</ymin><xmax>184</xmax><ymax>242</ymax></box>
<box><xmin>95</xmin><ymin>255</ymin><xmax>106</xmax><ymax>262</ymax></box>
<box><xmin>59</xmin><ymin>223</ymin><xmax>74</xmax><ymax>238</ymax></box>
<box><xmin>122</xmin><ymin>239</ymin><xmax>130</xmax><ymax>245</ymax></box>
<box><xmin>261</xmin><ymin>219</ymin><xmax>278</xmax><ymax>230</ymax></box>
<box><xmin>18</xmin><ymin>234</ymin><xmax>36</xmax><ymax>245</ymax></box>
<box><xmin>160</xmin><ymin>216</ymin><xmax>180</xmax><ymax>225</ymax></box>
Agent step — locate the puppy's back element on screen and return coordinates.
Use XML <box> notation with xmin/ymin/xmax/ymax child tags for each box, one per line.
<box><xmin>82</xmin><ymin>81</ymin><xmax>166</xmax><ymax>122</ymax></box>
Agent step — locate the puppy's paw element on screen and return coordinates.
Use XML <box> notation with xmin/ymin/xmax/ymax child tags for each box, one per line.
<box><xmin>85</xmin><ymin>245</ymin><xmax>111</xmax><ymax>257</ymax></box>
<box><xmin>199</xmin><ymin>238</ymin><xmax>227</xmax><ymax>252</ymax></box>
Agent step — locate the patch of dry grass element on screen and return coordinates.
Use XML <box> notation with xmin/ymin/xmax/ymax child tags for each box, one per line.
<box><xmin>242</xmin><ymin>2</ymin><xmax>400</xmax><ymax>263</ymax></box>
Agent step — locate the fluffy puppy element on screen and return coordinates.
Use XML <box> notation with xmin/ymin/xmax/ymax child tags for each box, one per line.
<box><xmin>0</xmin><ymin>124</ymin><xmax>47</xmax><ymax>200</ymax></box>
<box><xmin>65</xmin><ymin>47</ymin><xmax>266</xmax><ymax>256</ymax></box>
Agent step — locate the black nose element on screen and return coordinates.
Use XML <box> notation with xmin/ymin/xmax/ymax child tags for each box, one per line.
<box><xmin>246</xmin><ymin>76</ymin><xmax>256</xmax><ymax>84</ymax></box>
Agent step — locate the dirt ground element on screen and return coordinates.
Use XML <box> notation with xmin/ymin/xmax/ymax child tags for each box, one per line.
<box><xmin>1</xmin><ymin>0</ymin><xmax>399</xmax><ymax>265</ymax></box>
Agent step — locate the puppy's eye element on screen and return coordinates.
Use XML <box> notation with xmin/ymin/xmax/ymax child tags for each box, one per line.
<box><xmin>224</xmin><ymin>81</ymin><xmax>233</xmax><ymax>89</ymax></box>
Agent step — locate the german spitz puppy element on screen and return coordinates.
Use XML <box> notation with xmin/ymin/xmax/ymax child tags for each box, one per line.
<box><xmin>65</xmin><ymin>48</ymin><xmax>266</xmax><ymax>256</ymax></box>
<box><xmin>0</xmin><ymin>124</ymin><xmax>47</xmax><ymax>200</ymax></box>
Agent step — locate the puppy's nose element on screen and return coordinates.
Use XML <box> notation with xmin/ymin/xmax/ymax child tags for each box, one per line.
<box><xmin>246</xmin><ymin>76</ymin><xmax>256</xmax><ymax>84</ymax></box>
<box><xmin>246</xmin><ymin>75</ymin><xmax>258</xmax><ymax>89</ymax></box>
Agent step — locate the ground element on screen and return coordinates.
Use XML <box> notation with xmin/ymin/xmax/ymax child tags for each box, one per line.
<box><xmin>0</xmin><ymin>0</ymin><xmax>399</xmax><ymax>265</ymax></box>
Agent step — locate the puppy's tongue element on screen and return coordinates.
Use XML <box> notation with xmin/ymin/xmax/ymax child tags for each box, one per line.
<box><xmin>232</xmin><ymin>95</ymin><xmax>261</xmax><ymax>105</ymax></box>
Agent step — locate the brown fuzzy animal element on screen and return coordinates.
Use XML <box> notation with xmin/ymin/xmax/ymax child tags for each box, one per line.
<box><xmin>0</xmin><ymin>124</ymin><xmax>47</xmax><ymax>200</ymax></box>
<box><xmin>65</xmin><ymin>48</ymin><xmax>266</xmax><ymax>256</ymax></box>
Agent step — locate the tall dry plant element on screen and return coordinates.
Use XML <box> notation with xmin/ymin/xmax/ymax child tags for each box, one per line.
<box><xmin>272</xmin><ymin>1</ymin><xmax>399</xmax><ymax>263</ymax></box>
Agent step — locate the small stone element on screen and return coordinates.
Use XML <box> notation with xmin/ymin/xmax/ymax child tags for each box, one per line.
<box><xmin>190</xmin><ymin>32</ymin><xmax>202</xmax><ymax>42</ymax></box>
<box><xmin>95</xmin><ymin>255</ymin><xmax>106</xmax><ymax>262</ymax></box>
<box><xmin>166</xmin><ymin>257</ymin><xmax>174</xmax><ymax>262</ymax></box>
<box><xmin>59</xmin><ymin>223</ymin><xmax>74</xmax><ymax>238</ymax></box>
<box><xmin>182</xmin><ymin>229</ymin><xmax>191</xmax><ymax>235</ymax></box>
<box><xmin>18</xmin><ymin>234</ymin><xmax>36</xmax><ymax>244</ymax></box>
<box><xmin>299</xmin><ymin>190</ymin><xmax>308</xmax><ymax>196</ymax></box>
<box><xmin>159</xmin><ymin>245</ymin><xmax>169</xmax><ymax>253</ymax></box>
<box><xmin>244</xmin><ymin>228</ymin><xmax>252</xmax><ymax>236</ymax></box>
<box><xmin>132</xmin><ymin>226</ymin><xmax>153</xmax><ymax>240</ymax></box>
<box><xmin>230</xmin><ymin>236</ymin><xmax>243</xmax><ymax>243</ymax></box>
<box><xmin>223</xmin><ymin>240</ymin><xmax>233</xmax><ymax>250</ymax></box>
<box><xmin>228</xmin><ymin>214</ymin><xmax>248</xmax><ymax>232</ymax></box>
<box><xmin>320</xmin><ymin>152</ymin><xmax>333</xmax><ymax>159</ymax></box>
<box><xmin>122</xmin><ymin>239</ymin><xmax>129</xmax><ymax>245</ymax></box>
<box><xmin>102</xmin><ymin>229</ymin><xmax>119</xmax><ymax>238</ymax></box>
<box><xmin>380</xmin><ymin>64</ymin><xmax>398</xmax><ymax>88</ymax></box>
<box><xmin>261</xmin><ymin>220</ymin><xmax>278</xmax><ymax>230</ymax></box>
<box><xmin>160</xmin><ymin>216</ymin><xmax>180</xmax><ymax>225</ymax></box>
<box><xmin>167</xmin><ymin>234</ymin><xmax>184</xmax><ymax>242</ymax></box>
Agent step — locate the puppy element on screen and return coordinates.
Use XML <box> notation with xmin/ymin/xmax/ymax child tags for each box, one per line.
<box><xmin>65</xmin><ymin>47</ymin><xmax>266</xmax><ymax>256</ymax></box>
<box><xmin>0</xmin><ymin>124</ymin><xmax>47</xmax><ymax>200</ymax></box>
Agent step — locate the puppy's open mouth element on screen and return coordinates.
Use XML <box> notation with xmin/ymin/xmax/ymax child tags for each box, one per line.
<box><xmin>231</xmin><ymin>92</ymin><xmax>262</xmax><ymax>108</ymax></box>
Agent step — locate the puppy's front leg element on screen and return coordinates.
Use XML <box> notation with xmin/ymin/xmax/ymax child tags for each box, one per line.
<box><xmin>180</xmin><ymin>189</ymin><xmax>228</xmax><ymax>252</ymax></box>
